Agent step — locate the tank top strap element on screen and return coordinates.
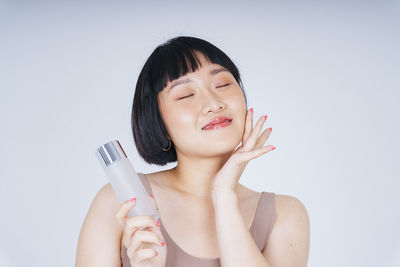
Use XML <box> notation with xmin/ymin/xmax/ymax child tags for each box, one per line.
<box><xmin>137</xmin><ymin>172</ymin><xmax>160</xmax><ymax>211</ymax></box>
<box><xmin>137</xmin><ymin>172</ymin><xmax>154</xmax><ymax>195</ymax></box>
<box><xmin>120</xmin><ymin>245</ymin><xmax>130</xmax><ymax>267</ymax></box>
<box><xmin>249</xmin><ymin>191</ymin><xmax>277</xmax><ymax>251</ymax></box>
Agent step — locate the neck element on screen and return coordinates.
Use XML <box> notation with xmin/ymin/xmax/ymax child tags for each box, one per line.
<box><xmin>167</xmin><ymin>152</ymin><xmax>240</xmax><ymax>201</ymax></box>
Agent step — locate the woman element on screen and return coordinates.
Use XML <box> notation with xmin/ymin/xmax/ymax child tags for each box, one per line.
<box><xmin>76</xmin><ymin>36</ymin><xmax>310</xmax><ymax>267</ymax></box>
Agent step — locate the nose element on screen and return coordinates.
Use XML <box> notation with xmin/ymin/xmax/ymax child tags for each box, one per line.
<box><xmin>200</xmin><ymin>89</ymin><xmax>226</xmax><ymax>114</ymax></box>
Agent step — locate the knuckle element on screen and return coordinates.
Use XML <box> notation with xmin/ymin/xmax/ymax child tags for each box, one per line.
<box><xmin>124</xmin><ymin>217</ymin><xmax>135</xmax><ymax>228</ymax></box>
<box><xmin>126</xmin><ymin>216</ymin><xmax>142</xmax><ymax>228</ymax></box>
<box><xmin>155</xmin><ymin>234</ymin><xmax>161</xmax><ymax>244</ymax></box>
<box><xmin>135</xmin><ymin>229</ymin><xmax>157</xmax><ymax>243</ymax></box>
<box><xmin>131</xmin><ymin>258</ymin><xmax>140</xmax><ymax>265</ymax></box>
<box><xmin>234</xmin><ymin>155</ymin><xmax>241</xmax><ymax>165</ymax></box>
<box><xmin>115</xmin><ymin>213</ymin><xmax>122</xmax><ymax>220</ymax></box>
<box><xmin>136</xmin><ymin>249</ymin><xmax>146</xmax><ymax>258</ymax></box>
<box><xmin>149</xmin><ymin>216</ymin><xmax>157</xmax><ymax>225</ymax></box>
<box><xmin>126</xmin><ymin>216</ymin><xmax>151</xmax><ymax>229</ymax></box>
<box><xmin>127</xmin><ymin>249</ymin><xmax>138</xmax><ymax>264</ymax></box>
<box><xmin>134</xmin><ymin>229</ymin><xmax>145</xmax><ymax>238</ymax></box>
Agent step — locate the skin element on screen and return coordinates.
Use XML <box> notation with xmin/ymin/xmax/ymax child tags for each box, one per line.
<box><xmin>75</xmin><ymin>51</ymin><xmax>310</xmax><ymax>266</ymax></box>
<box><xmin>152</xmin><ymin>51</ymin><xmax>310</xmax><ymax>265</ymax></box>
<box><xmin>157</xmin><ymin>51</ymin><xmax>249</xmax><ymax>200</ymax></box>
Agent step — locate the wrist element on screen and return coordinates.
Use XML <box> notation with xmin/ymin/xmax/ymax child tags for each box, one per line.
<box><xmin>212</xmin><ymin>187</ymin><xmax>237</xmax><ymax>205</ymax></box>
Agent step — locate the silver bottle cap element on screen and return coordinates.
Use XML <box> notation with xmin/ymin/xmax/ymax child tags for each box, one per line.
<box><xmin>95</xmin><ymin>140</ymin><xmax>127</xmax><ymax>168</ymax></box>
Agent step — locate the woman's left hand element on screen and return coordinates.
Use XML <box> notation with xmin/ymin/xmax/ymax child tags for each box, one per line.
<box><xmin>211</xmin><ymin>108</ymin><xmax>275</xmax><ymax>194</ymax></box>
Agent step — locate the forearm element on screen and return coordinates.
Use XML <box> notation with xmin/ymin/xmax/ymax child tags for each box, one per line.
<box><xmin>212</xmin><ymin>189</ymin><xmax>272</xmax><ymax>267</ymax></box>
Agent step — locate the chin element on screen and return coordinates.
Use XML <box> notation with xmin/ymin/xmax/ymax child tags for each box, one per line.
<box><xmin>207</xmin><ymin>137</ymin><xmax>241</xmax><ymax>154</ymax></box>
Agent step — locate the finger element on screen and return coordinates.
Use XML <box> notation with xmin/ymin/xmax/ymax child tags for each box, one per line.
<box><xmin>130</xmin><ymin>248</ymin><xmax>158</xmax><ymax>265</ymax></box>
<box><xmin>242</xmin><ymin>108</ymin><xmax>253</xmax><ymax>144</ymax></box>
<box><xmin>115</xmin><ymin>198</ymin><xmax>137</xmax><ymax>227</ymax></box>
<box><xmin>243</xmin><ymin>115</ymin><xmax>267</xmax><ymax>151</ymax></box>
<box><xmin>122</xmin><ymin>215</ymin><xmax>159</xmax><ymax>246</ymax></box>
<box><xmin>254</xmin><ymin>128</ymin><xmax>272</xmax><ymax>149</ymax></box>
<box><xmin>127</xmin><ymin>229</ymin><xmax>164</xmax><ymax>255</ymax></box>
<box><xmin>236</xmin><ymin>145</ymin><xmax>275</xmax><ymax>164</ymax></box>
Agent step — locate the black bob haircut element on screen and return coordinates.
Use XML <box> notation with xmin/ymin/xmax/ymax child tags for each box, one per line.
<box><xmin>131</xmin><ymin>36</ymin><xmax>248</xmax><ymax>166</ymax></box>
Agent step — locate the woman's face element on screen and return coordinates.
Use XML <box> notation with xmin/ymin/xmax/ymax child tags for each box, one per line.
<box><xmin>158</xmin><ymin>53</ymin><xmax>247</xmax><ymax>157</ymax></box>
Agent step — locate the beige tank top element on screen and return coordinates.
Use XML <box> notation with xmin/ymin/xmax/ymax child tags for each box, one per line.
<box><xmin>121</xmin><ymin>173</ymin><xmax>276</xmax><ymax>267</ymax></box>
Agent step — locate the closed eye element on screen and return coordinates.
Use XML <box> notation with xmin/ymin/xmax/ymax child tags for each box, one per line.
<box><xmin>177</xmin><ymin>84</ymin><xmax>230</xmax><ymax>100</ymax></box>
<box><xmin>217</xmin><ymin>83</ymin><xmax>230</xmax><ymax>88</ymax></box>
<box><xmin>177</xmin><ymin>94</ymin><xmax>194</xmax><ymax>100</ymax></box>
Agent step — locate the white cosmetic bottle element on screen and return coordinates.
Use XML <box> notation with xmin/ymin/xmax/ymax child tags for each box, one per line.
<box><xmin>95</xmin><ymin>140</ymin><xmax>159</xmax><ymax>222</ymax></box>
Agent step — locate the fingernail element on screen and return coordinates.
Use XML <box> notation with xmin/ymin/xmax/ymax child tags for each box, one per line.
<box><xmin>160</xmin><ymin>240</ymin><xmax>165</xmax><ymax>246</ymax></box>
<box><xmin>149</xmin><ymin>194</ymin><xmax>153</xmax><ymax>198</ymax></box>
<box><xmin>271</xmin><ymin>146</ymin><xmax>276</xmax><ymax>150</ymax></box>
<box><xmin>249</xmin><ymin>108</ymin><xmax>253</xmax><ymax>113</ymax></box>
<box><xmin>155</xmin><ymin>220</ymin><xmax>160</xmax><ymax>227</ymax></box>
<box><xmin>129</xmin><ymin>198</ymin><xmax>136</xmax><ymax>202</ymax></box>
<box><xmin>264</xmin><ymin>115</ymin><xmax>268</xmax><ymax>121</ymax></box>
<box><xmin>269</xmin><ymin>127</ymin><xmax>272</xmax><ymax>132</ymax></box>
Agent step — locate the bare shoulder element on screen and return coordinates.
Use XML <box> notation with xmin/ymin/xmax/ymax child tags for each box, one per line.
<box><xmin>275</xmin><ymin>194</ymin><xmax>309</xmax><ymax>217</ymax></box>
<box><xmin>262</xmin><ymin>194</ymin><xmax>310</xmax><ymax>267</ymax></box>
<box><xmin>78</xmin><ymin>183</ymin><xmax>122</xmax><ymax>229</ymax></box>
<box><xmin>97</xmin><ymin>183</ymin><xmax>120</xmax><ymax>204</ymax></box>
<box><xmin>86</xmin><ymin>183</ymin><xmax>122</xmax><ymax>216</ymax></box>
<box><xmin>273</xmin><ymin>194</ymin><xmax>310</xmax><ymax>236</ymax></box>
<box><xmin>75</xmin><ymin>183</ymin><xmax>122</xmax><ymax>267</ymax></box>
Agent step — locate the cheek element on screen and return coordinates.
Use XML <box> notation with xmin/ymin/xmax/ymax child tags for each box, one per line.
<box><xmin>229</xmin><ymin>92</ymin><xmax>247</xmax><ymax>133</ymax></box>
<box><xmin>229</xmin><ymin>90</ymin><xmax>247</xmax><ymax>113</ymax></box>
<box><xmin>159</xmin><ymin>95</ymin><xmax>193</xmax><ymax>128</ymax></box>
<box><xmin>163</xmin><ymin>109</ymin><xmax>196</xmax><ymax>137</ymax></box>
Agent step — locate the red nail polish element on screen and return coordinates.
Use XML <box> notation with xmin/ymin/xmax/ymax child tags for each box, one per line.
<box><xmin>271</xmin><ymin>146</ymin><xmax>276</xmax><ymax>150</ymax></box>
<box><xmin>264</xmin><ymin>115</ymin><xmax>267</xmax><ymax>121</ymax></box>
<box><xmin>155</xmin><ymin>220</ymin><xmax>160</xmax><ymax>227</ymax></box>
<box><xmin>269</xmin><ymin>127</ymin><xmax>272</xmax><ymax>132</ymax></box>
<box><xmin>129</xmin><ymin>198</ymin><xmax>136</xmax><ymax>202</ymax></box>
<box><xmin>160</xmin><ymin>240</ymin><xmax>165</xmax><ymax>246</ymax></box>
<box><xmin>249</xmin><ymin>108</ymin><xmax>253</xmax><ymax>113</ymax></box>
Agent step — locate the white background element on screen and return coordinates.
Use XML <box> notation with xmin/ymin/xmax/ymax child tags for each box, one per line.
<box><xmin>0</xmin><ymin>1</ymin><xmax>399</xmax><ymax>266</ymax></box>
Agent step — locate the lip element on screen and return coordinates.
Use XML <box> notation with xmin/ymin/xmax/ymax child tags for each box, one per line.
<box><xmin>202</xmin><ymin>116</ymin><xmax>233</xmax><ymax>130</ymax></box>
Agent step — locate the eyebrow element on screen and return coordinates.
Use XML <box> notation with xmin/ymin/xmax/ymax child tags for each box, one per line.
<box><xmin>167</xmin><ymin>67</ymin><xmax>229</xmax><ymax>94</ymax></box>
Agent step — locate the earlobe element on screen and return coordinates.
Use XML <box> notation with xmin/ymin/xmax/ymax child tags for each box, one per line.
<box><xmin>162</xmin><ymin>137</ymin><xmax>172</xmax><ymax>152</ymax></box>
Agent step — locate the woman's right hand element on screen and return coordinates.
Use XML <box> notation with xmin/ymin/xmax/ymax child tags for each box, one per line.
<box><xmin>115</xmin><ymin>195</ymin><xmax>167</xmax><ymax>267</ymax></box>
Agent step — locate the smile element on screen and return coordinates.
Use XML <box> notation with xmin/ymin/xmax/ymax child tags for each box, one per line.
<box><xmin>202</xmin><ymin>119</ymin><xmax>232</xmax><ymax>130</ymax></box>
